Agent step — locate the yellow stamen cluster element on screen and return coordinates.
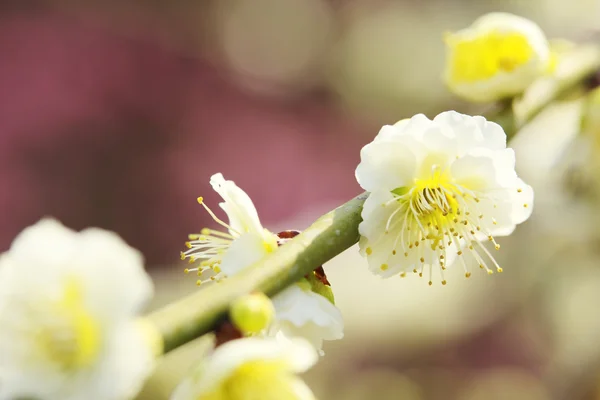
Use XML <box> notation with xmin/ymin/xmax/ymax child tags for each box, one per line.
<box><xmin>447</xmin><ymin>29</ymin><xmax>534</xmax><ymax>83</ymax></box>
<box><xmin>37</xmin><ymin>278</ymin><xmax>100</xmax><ymax>370</ymax></box>
<box><xmin>376</xmin><ymin>168</ymin><xmax>514</xmax><ymax>285</ymax></box>
<box><xmin>181</xmin><ymin>197</ymin><xmax>240</xmax><ymax>285</ymax></box>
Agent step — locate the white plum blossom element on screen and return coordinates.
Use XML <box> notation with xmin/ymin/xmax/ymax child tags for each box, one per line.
<box><xmin>181</xmin><ymin>172</ymin><xmax>279</xmax><ymax>282</ymax></box>
<box><xmin>356</xmin><ymin>111</ymin><xmax>533</xmax><ymax>284</ymax></box>
<box><xmin>181</xmin><ymin>173</ymin><xmax>344</xmax><ymax>353</ymax></box>
<box><xmin>269</xmin><ymin>283</ymin><xmax>344</xmax><ymax>355</ymax></box>
<box><xmin>443</xmin><ymin>12</ymin><xmax>551</xmax><ymax>103</ymax></box>
<box><xmin>0</xmin><ymin>218</ymin><xmax>156</xmax><ymax>400</ymax></box>
<box><xmin>171</xmin><ymin>337</ymin><xmax>317</xmax><ymax>400</ymax></box>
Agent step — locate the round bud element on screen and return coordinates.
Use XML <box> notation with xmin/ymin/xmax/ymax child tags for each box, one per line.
<box><xmin>230</xmin><ymin>292</ymin><xmax>275</xmax><ymax>335</ymax></box>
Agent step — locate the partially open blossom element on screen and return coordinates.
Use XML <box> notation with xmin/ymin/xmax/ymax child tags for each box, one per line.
<box><xmin>0</xmin><ymin>219</ymin><xmax>156</xmax><ymax>400</ymax></box>
<box><xmin>171</xmin><ymin>337</ymin><xmax>317</xmax><ymax>400</ymax></box>
<box><xmin>443</xmin><ymin>12</ymin><xmax>550</xmax><ymax>103</ymax></box>
<box><xmin>181</xmin><ymin>173</ymin><xmax>344</xmax><ymax>352</ymax></box>
<box><xmin>181</xmin><ymin>173</ymin><xmax>279</xmax><ymax>283</ymax></box>
<box><xmin>269</xmin><ymin>282</ymin><xmax>344</xmax><ymax>355</ymax></box>
<box><xmin>356</xmin><ymin>111</ymin><xmax>533</xmax><ymax>284</ymax></box>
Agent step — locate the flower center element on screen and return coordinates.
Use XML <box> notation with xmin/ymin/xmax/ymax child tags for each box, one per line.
<box><xmin>219</xmin><ymin>360</ymin><xmax>297</xmax><ymax>400</ymax></box>
<box><xmin>448</xmin><ymin>29</ymin><xmax>534</xmax><ymax>83</ymax></box>
<box><xmin>37</xmin><ymin>278</ymin><xmax>101</xmax><ymax>371</ymax></box>
<box><xmin>382</xmin><ymin>174</ymin><xmax>505</xmax><ymax>285</ymax></box>
<box><xmin>411</xmin><ymin>187</ymin><xmax>454</xmax><ymax>217</ymax></box>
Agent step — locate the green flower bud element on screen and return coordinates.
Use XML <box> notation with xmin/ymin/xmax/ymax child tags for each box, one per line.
<box><xmin>230</xmin><ymin>292</ymin><xmax>275</xmax><ymax>335</ymax></box>
<box><xmin>305</xmin><ymin>271</ymin><xmax>335</xmax><ymax>305</ymax></box>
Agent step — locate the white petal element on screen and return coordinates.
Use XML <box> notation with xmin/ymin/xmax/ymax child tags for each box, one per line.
<box><xmin>451</xmin><ymin>152</ymin><xmax>499</xmax><ymax>191</ymax></box>
<box><xmin>358</xmin><ymin>191</ymin><xmax>396</xmax><ymax>241</ymax></box>
<box><xmin>8</xmin><ymin>218</ymin><xmax>77</xmax><ymax>271</ymax></box>
<box><xmin>219</xmin><ymin>231</ymin><xmax>275</xmax><ymax>276</ymax></box>
<box><xmin>73</xmin><ymin>227</ymin><xmax>153</xmax><ymax>320</ymax></box>
<box><xmin>509</xmin><ymin>178</ymin><xmax>534</xmax><ymax>225</ymax></box>
<box><xmin>421</xmin><ymin>123</ymin><xmax>458</xmax><ymax>156</ymax></box>
<box><xmin>84</xmin><ymin>322</ymin><xmax>156</xmax><ymax>400</ymax></box>
<box><xmin>210</xmin><ymin>173</ymin><xmax>263</xmax><ymax>236</ymax></box>
<box><xmin>272</xmin><ymin>285</ymin><xmax>344</xmax><ymax>341</ymax></box>
<box><xmin>355</xmin><ymin>141</ymin><xmax>417</xmax><ymax>192</ymax></box>
<box><xmin>434</xmin><ymin>111</ymin><xmax>507</xmax><ymax>153</ymax></box>
<box><xmin>192</xmin><ymin>337</ymin><xmax>318</xmax><ymax>394</ymax></box>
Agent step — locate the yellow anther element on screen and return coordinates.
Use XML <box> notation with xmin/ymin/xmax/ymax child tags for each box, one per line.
<box><xmin>197</xmin><ymin>196</ymin><xmax>204</xmax><ymax>204</ymax></box>
<box><xmin>366</xmin><ymin>247</ymin><xmax>373</xmax><ymax>255</ymax></box>
<box><xmin>380</xmin><ymin>264</ymin><xmax>389</xmax><ymax>271</ymax></box>
<box><xmin>465</xmin><ymin>272</ymin><xmax>472</xmax><ymax>278</ymax></box>
<box><xmin>442</xmin><ymin>280</ymin><xmax>447</xmax><ymax>285</ymax></box>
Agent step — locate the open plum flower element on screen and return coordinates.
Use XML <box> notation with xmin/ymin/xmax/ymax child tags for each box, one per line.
<box><xmin>356</xmin><ymin>111</ymin><xmax>533</xmax><ymax>284</ymax></box>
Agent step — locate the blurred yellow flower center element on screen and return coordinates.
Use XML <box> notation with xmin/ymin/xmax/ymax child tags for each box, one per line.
<box><xmin>201</xmin><ymin>360</ymin><xmax>299</xmax><ymax>400</ymax></box>
<box><xmin>448</xmin><ymin>29</ymin><xmax>534</xmax><ymax>82</ymax></box>
<box><xmin>37</xmin><ymin>278</ymin><xmax>101</xmax><ymax>370</ymax></box>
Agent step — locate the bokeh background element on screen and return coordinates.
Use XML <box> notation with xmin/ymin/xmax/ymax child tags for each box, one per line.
<box><xmin>3</xmin><ymin>0</ymin><xmax>600</xmax><ymax>399</ymax></box>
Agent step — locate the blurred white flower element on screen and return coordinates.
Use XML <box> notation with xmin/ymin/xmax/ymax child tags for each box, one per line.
<box><xmin>181</xmin><ymin>172</ymin><xmax>279</xmax><ymax>283</ymax></box>
<box><xmin>182</xmin><ymin>173</ymin><xmax>344</xmax><ymax>352</ymax></box>
<box><xmin>356</xmin><ymin>111</ymin><xmax>533</xmax><ymax>284</ymax></box>
<box><xmin>0</xmin><ymin>218</ymin><xmax>156</xmax><ymax>400</ymax></box>
<box><xmin>443</xmin><ymin>12</ymin><xmax>550</xmax><ymax>103</ymax></box>
<box><xmin>270</xmin><ymin>282</ymin><xmax>344</xmax><ymax>355</ymax></box>
<box><xmin>171</xmin><ymin>337</ymin><xmax>317</xmax><ymax>400</ymax></box>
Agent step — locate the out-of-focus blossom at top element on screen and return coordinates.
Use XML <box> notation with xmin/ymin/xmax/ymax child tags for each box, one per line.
<box><xmin>443</xmin><ymin>12</ymin><xmax>551</xmax><ymax>103</ymax></box>
<box><xmin>0</xmin><ymin>218</ymin><xmax>156</xmax><ymax>400</ymax></box>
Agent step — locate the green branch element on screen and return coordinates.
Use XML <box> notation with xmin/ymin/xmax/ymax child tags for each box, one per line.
<box><xmin>147</xmin><ymin>44</ymin><xmax>600</xmax><ymax>355</ymax></box>
<box><xmin>148</xmin><ymin>193</ymin><xmax>367</xmax><ymax>353</ymax></box>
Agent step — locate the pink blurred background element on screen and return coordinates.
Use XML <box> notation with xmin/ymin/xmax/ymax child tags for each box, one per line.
<box><xmin>0</xmin><ymin>2</ymin><xmax>373</xmax><ymax>265</ymax></box>
<box><xmin>6</xmin><ymin>2</ymin><xmax>600</xmax><ymax>399</ymax></box>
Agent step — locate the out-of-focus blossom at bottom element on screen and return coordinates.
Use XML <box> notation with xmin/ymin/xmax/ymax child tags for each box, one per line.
<box><xmin>171</xmin><ymin>337</ymin><xmax>318</xmax><ymax>400</ymax></box>
<box><xmin>0</xmin><ymin>218</ymin><xmax>157</xmax><ymax>400</ymax></box>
